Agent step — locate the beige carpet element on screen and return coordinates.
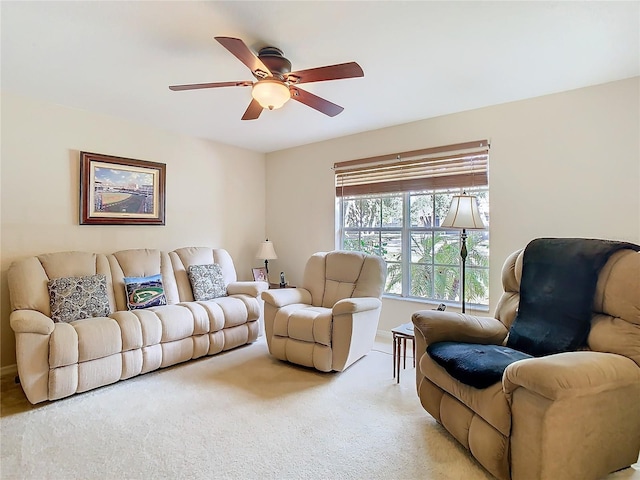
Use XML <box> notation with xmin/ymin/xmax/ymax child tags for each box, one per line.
<box><xmin>1</xmin><ymin>337</ymin><xmax>638</xmax><ymax>480</ymax></box>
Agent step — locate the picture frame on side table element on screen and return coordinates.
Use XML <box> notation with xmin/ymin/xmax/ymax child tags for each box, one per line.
<box><xmin>252</xmin><ymin>267</ymin><xmax>268</xmax><ymax>282</ymax></box>
<box><xmin>80</xmin><ymin>151</ymin><xmax>166</xmax><ymax>225</ymax></box>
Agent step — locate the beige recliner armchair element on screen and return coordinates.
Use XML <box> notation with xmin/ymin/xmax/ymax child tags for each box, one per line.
<box><xmin>261</xmin><ymin>250</ymin><xmax>387</xmax><ymax>372</ymax></box>
<box><xmin>412</xmin><ymin>238</ymin><xmax>640</xmax><ymax>480</ymax></box>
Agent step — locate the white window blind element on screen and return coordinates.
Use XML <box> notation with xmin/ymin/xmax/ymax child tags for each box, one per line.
<box><xmin>334</xmin><ymin>140</ymin><xmax>489</xmax><ymax>197</ymax></box>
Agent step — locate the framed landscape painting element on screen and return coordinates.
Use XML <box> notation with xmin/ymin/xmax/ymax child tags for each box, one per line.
<box><xmin>80</xmin><ymin>152</ymin><xmax>166</xmax><ymax>225</ymax></box>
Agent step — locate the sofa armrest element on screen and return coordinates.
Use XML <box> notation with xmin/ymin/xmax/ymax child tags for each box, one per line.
<box><xmin>331</xmin><ymin>298</ymin><xmax>383</xmax><ymax>371</ymax></box>
<box><xmin>333</xmin><ymin>297</ymin><xmax>381</xmax><ymax>315</ymax></box>
<box><xmin>262</xmin><ymin>288</ymin><xmax>312</xmax><ymax>308</ymax></box>
<box><xmin>411</xmin><ymin>310</ymin><xmax>508</xmax><ymax>346</ymax></box>
<box><xmin>10</xmin><ymin>309</ymin><xmax>55</xmax><ymax>335</ymax></box>
<box><xmin>505</xmin><ymin>351</ymin><xmax>640</xmax><ymax>480</ymax></box>
<box><xmin>227</xmin><ymin>281</ymin><xmax>268</xmax><ymax>297</ymax></box>
<box><xmin>503</xmin><ymin>351</ymin><xmax>640</xmax><ymax>401</ymax></box>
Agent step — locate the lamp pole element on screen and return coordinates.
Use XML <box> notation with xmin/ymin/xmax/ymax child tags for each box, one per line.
<box><xmin>460</xmin><ymin>229</ymin><xmax>468</xmax><ymax>314</ymax></box>
<box><xmin>441</xmin><ymin>192</ymin><xmax>485</xmax><ymax>315</ymax></box>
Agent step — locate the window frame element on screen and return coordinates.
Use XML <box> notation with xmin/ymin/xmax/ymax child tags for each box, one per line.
<box><xmin>337</xmin><ymin>187</ymin><xmax>489</xmax><ymax>309</ymax></box>
<box><xmin>334</xmin><ymin>140</ymin><xmax>491</xmax><ymax>309</ymax></box>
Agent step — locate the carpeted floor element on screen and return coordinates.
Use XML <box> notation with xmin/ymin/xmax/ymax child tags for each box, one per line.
<box><xmin>1</xmin><ymin>337</ymin><xmax>638</xmax><ymax>480</ymax></box>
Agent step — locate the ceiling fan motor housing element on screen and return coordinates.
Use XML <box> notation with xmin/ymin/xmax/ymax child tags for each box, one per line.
<box><xmin>258</xmin><ymin>46</ymin><xmax>291</xmax><ymax>79</ymax></box>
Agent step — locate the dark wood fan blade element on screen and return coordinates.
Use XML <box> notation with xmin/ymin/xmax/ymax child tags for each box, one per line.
<box><xmin>241</xmin><ymin>99</ymin><xmax>263</xmax><ymax>120</ymax></box>
<box><xmin>290</xmin><ymin>87</ymin><xmax>344</xmax><ymax>117</ymax></box>
<box><xmin>169</xmin><ymin>81</ymin><xmax>252</xmax><ymax>91</ymax></box>
<box><xmin>215</xmin><ymin>37</ymin><xmax>272</xmax><ymax>77</ymax></box>
<box><xmin>286</xmin><ymin>62</ymin><xmax>364</xmax><ymax>84</ymax></box>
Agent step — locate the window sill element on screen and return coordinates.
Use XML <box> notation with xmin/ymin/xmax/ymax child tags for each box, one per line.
<box><xmin>381</xmin><ymin>294</ymin><xmax>490</xmax><ymax>314</ymax></box>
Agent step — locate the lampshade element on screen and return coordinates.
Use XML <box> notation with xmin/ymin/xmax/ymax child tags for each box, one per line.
<box><xmin>251</xmin><ymin>80</ymin><xmax>290</xmax><ymax>110</ymax></box>
<box><xmin>256</xmin><ymin>240</ymin><xmax>278</xmax><ymax>260</ymax></box>
<box><xmin>441</xmin><ymin>193</ymin><xmax>486</xmax><ymax>230</ymax></box>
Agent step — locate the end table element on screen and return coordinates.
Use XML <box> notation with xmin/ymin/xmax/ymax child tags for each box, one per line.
<box><xmin>269</xmin><ymin>283</ymin><xmax>295</xmax><ymax>289</ymax></box>
<box><xmin>392</xmin><ymin>322</ymin><xmax>415</xmax><ymax>384</ymax></box>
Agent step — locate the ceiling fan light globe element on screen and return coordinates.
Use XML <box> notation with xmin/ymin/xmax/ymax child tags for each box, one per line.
<box><xmin>252</xmin><ymin>80</ymin><xmax>290</xmax><ymax>110</ymax></box>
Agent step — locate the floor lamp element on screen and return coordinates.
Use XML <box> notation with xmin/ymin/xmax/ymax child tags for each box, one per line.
<box><xmin>441</xmin><ymin>193</ymin><xmax>486</xmax><ymax>313</ymax></box>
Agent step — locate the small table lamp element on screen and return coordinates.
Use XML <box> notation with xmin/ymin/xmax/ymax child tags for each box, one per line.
<box><xmin>441</xmin><ymin>193</ymin><xmax>486</xmax><ymax>313</ymax></box>
<box><xmin>256</xmin><ymin>239</ymin><xmax>278</xmax><ymax>274</ymax></box>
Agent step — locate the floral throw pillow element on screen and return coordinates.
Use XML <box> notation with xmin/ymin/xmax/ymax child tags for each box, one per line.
<box><xmin>124</xmin><ymin>274</ymin><xmax>167</xmax><ymax>310</ymax></box>
<box><xmin>187</xmin><ymin>264</ymin><xmax>227</xmax><ymax>301</ymax></box>
<box><xmin>48</xmin><ymin>274</ymin><xmax>111</xmax><ymax>323</ymax></box>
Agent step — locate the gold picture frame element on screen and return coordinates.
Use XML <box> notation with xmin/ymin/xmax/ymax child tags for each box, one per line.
<box><xmin>80</xmin><ymin>151</ymin><xmax>166</xmax><ymax>225</ymax></box>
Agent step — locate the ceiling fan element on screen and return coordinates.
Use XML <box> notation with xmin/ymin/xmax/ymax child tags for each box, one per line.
<box><xmin>169</xmin><ymin>36</ymin><xmax>364</xmax><ymax>120</ymax></box>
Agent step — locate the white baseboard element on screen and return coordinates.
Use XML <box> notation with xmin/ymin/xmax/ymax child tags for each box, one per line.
<box><xmin>376</xmin><ymin>330</ymin><xmax>392</xmax><ymax>341</ymax></box>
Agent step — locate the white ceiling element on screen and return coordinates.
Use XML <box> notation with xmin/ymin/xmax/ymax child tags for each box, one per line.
<box><xmin>2</xmin><ymin>1</ymin><xmax>638</xmax><ymax>154</ymax></box>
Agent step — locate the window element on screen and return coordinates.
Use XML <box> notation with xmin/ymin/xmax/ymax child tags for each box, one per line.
<box><xmin>335</xmin><ymin>141</ymin><xmax>490</xmax><ymax>309</ymax></box>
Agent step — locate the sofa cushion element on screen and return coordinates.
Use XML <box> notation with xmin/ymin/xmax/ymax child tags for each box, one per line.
<box><xmin>211</xmin><ymin>296</ymin><xmax>251</xmax><ymax>328</ymax></box>
<box><xmin>428</xmin><ymin>342</ymin><xmax>532</xmax><ymax>389</ymax></box>
<box><xmin>322</xmin><ymin>251</ymin><xmax>363</xmax><ymax>307</ymax></box>
<box><xmin>273</xmin><ymin>305</ymin><xmax>332</xmax><ymax>346</ymax></box>
<box><xmin>48</xmin><ymin>274</ymin><xmax>110</xmax><ymax>323</ymax></box>
<box><xmin>419</xmin><ymin>352</ymin><xmax>513</xmax><ymax>436</ymax></box>
<box><xmin>187</xmin><ymin>263</ymin><xmax>226</xmax><ymax>301</ymax></box>
<box><xmin>73</xmin><ymin>317</ymin><xmax>123</xmax><ymax>362</ymax></box>
<box><xmin>124</xmin><ymin>274</ymin><xmax>167</xmax><ymax>310</ymax></box>
<box><xmin>153</xmin><ymin>305</ymin><xmax>195</xmax><ymax>342</ymax></box>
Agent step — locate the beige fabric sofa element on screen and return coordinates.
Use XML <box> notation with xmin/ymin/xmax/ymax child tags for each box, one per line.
<box><xmin>412</xmin><ymin>247</ymin><xmax>640</xmax><ymax>480</ymax></box>
<box><xmin>262</xmin><ymin>250</ymin><xmax>386</xmax><ymax>372</ymax></box>
<box><xmin>8</xmin><ymin>247</ymin><xmax>267</xmax><ymax>404</ymax></box>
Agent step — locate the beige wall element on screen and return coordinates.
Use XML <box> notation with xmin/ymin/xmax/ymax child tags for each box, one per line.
<box><xmin>0</xmin><ymin>93</ymin><xmax>267</xmax><ymax>369</ymax></box>
<box><xmin>2</xmin><ymin>78</ymin><xmax>638</xmax><ymax>369</ymax></box>
<box><xmin>264</xmin><ymin>77</ymin><xmax>640</xmax><ymax>332</ymax></box>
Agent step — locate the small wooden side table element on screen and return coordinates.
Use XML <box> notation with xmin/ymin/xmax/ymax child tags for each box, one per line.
<box><xmin>269</xmin><ymin>283</ymin><xmax>295</xmax><ymax>289</ymax></box>
<box><xmin>392</xmin><ymin>322</ymin><xmax>416</xmax><ymax>384</ymax></box>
